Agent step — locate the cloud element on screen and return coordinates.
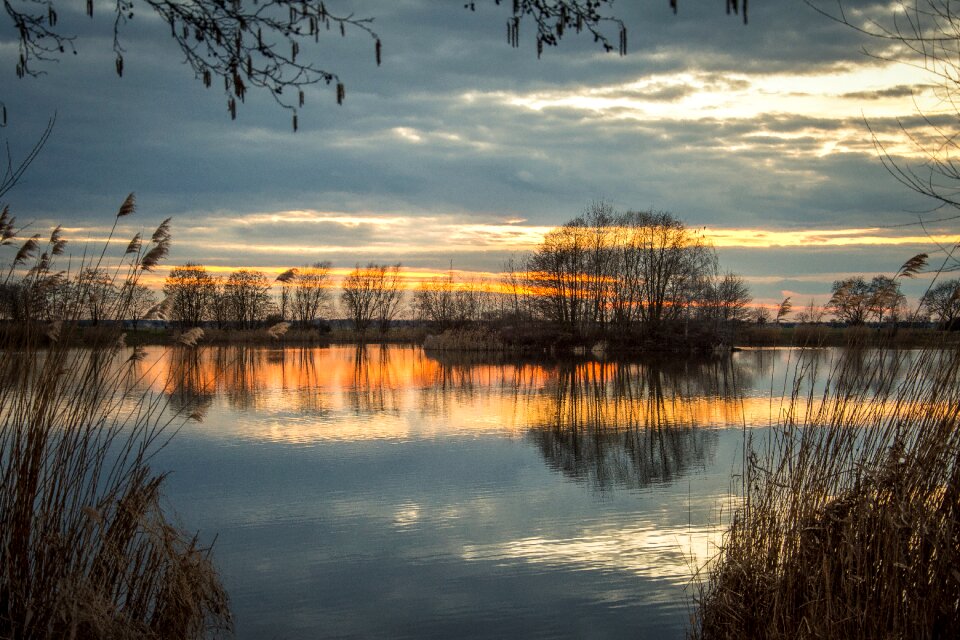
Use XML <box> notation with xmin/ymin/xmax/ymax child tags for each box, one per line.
<box><xmin>0</xmin><ymin>0</ymin><xmax>951</xmax><ymax>300</ymax></box>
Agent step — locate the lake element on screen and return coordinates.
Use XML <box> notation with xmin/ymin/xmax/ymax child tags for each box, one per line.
<box><xmin>135</xmin><ymin>344</ymin><xmax>878</xmax><ymax>639</ymax></box>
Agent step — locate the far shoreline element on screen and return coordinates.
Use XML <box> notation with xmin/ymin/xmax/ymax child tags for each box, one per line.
<box><xmin>6</xmin><ymin>321</ymin><xmax>955</xmax><ymax>352</ymax></box>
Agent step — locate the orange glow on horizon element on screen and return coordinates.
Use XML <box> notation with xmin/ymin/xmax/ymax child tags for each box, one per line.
<box><xmin>704</xmin><ymin>227</ymin><xmax>960</xmax><ymax>248</ymax></box>
<box><xmin>17</xmin><ymin>218</ymin><xmax>954</xmax><ymax>298</ymax></box>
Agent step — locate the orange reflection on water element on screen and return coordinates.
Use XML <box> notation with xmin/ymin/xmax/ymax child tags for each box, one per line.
<box><xmin>131</xmin><ymin>345</ymin><xmax>788</xmax><ymax>446</ymax></box>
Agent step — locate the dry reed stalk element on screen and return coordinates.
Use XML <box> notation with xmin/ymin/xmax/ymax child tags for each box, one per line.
<box><xmin>693</xmin><ymin>342</ymin><xmax>960</xmax><ymax>639</ymax></box>
<box><xmin>422</xmin><ymin>327</ymin><xmax>506</xmax><ymax>352</ymax></box>
<box><xmin>265</xmin><ymin>321</ymin><xmax>291</xmax><ymax>340</ymax></box>
<box><xmin>0</xmin><ymin>199</ymin><xmax>230</xmax><ymax>638</ymax></box>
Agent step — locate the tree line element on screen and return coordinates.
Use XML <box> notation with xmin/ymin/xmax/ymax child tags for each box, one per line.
<box><xmin>0</xmin><ymin>267</ymin><xmax>156</xmax><ymax>326</ymax></box>
<box><xmin>161</xmin><ymin>261</ymin><xmax>409</xmax><ymax>334</ymax></box>
<box><xmin>5</xmin><ymin>204</ymin><xmax>959</xmax><ymax>336</ymax></box>
<box><xmin>787</xmin><ymin>273</ymin><xmax>960</xmax><ymax>330</ymax></box>
<box><xmin>153</xmin><ymin>204</ymin><xmax>756</xmax><ymax>345</ymax></box>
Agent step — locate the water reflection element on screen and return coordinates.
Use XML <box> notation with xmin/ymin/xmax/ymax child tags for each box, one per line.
<box><xmin>145</xmin><ymin>346</ymin><xmax>785</xmax><ymax>493</ymax></box>
<box><xmin>145</xmin><ymin>345</ymin><xmax>911</xmax><ymax>443</ymax></box>
<box><xmin>142</xmin><ymin>345</ymin><xmax>937</xmax><ymax>640</ymax></box>
<box><xmin>146</xmin><ymin>345</ymin><xmax>835</xmax><ymax>640</ymax></box>
<box><xmin>525</xmin><ymin>360</ymin><xmax>732</xmax><ymax>491</ymax></box>
<box><xmin>348</xmin><ymin>345</ymin><xmax>405</xmax><ymax>416</ymax></box>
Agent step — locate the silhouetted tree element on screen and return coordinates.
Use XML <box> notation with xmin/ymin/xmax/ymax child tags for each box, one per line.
<box><xmin>223</xmin><ymin>269</ymin><xmax>271</xmax><ymax>328</ymax></box>
<box><xmin>752</xmin><ymin>306</ymin><xmax>771</xmax><ymax>325</ymax></box>
<box><xmin>122</xmin><ymin>282</ymin><xmax>157</xmax><ymax>329</ymax></box>
<box><xmin>922</xmin><ymin>278</ymin><xmax>960</xmax><ymax>328</ymax></box>
<box><xmin>340</xmin><ymin>262</ymin><xmax>404</xmax><ymax>336</ymax></box>
<box><xmin>77</xmin><ymin>268</ymin><xmax>117</xmax><ymax>325</ymax></box>
<box><xmin>290</xmin><ymin>261</ymin><xmax>333</xmax><ymax>326</ymax></box>
<box><xmin>704</xmin><ymin>272</ymin><xmax>753</xmax><ymax>324</ymax></box>
<box><xmin>795</xmin><ymin>298</ymin><xmax>825</xmax><ymax>324</ymax></box>
<box><xmin>414</xmin><ymin>273</ymin><xmax>490</xmax><ymax>330</ymax></box>
<box><xmin>163</xmin><ymin>263</ymin><xmax>216</xmax><ymax>327</ymax></box>
<box><xmin>524</xmin><ymin>205</ymin><xmax>725</xmax><ymax>340</ymax></box>
<box><xmin>867</xmin><ymin>275</ymin><xmax>904</xmax><ymax>324</ymax></box>
<box><xmin>207</xmin><ymin>276</ymin><xmax>230</xmax><ymax>329</ymax></box>
<box><xmin>828</xmin><ymin>276</ymin><xmax>872</xmax><ymax>325</ymax></box>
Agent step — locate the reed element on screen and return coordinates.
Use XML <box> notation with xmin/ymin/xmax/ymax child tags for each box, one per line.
<box><xmin>0</xmin><ymin>198</ymin><xmax>230</xmax><ymax>638</ymax></box>
<box><xmin>692</xmin><ymin>339</ymin><xmax>960</xmax><ymax>638</ymax></box>
<box><xmin>422</xmin><ymin>327</ymin><xmax>507</xmax><ymax>352</ymax></box>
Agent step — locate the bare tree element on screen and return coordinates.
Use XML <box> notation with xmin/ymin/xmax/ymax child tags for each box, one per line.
<box><xmin>413</xmin><ymin>274</ymin><xmax>457</xmax><ymax>331</ymax></box>
<box><xmin>163</xmin><ymin>263</ymin><xmax>216</xmax><ymax>327</ymax></box>
<box><xmin>705</xmin><ymin>272</ymin><xmax>753</xmax><ymax>324</ymax></box>
<box><xmin>373</xmin><ymin>263</ymin><xmax>404</xmax><ymax>334</ymax></box>
<box><xmin>921</xmin><ymin>278</ymin><xmax>960</xmax><ymax>328</ymax></box>
<box><xmin>223</xmin><ymin>268</ymin><xmax>271</xmax><ymax>328</ymax></box>
<box><xmin>526</xmin><ymin>219</ymin><xmax>592</xmax><ymax>334</ymax></box>
<box><xmin>206</xmin><ymin>276</ymin><xmax>230</xmax><ymax>329</ymax></box>
<box><xmin>500</xmin><ymin>256</ymin><xmax>528</xmax><ymax>320</ymax></box>
<box><xmin>77</xmin><ymin>268</ymin><xmax>118</xmax><ymax>325</ymax></box>
<box><xmin>828</xmin><ymin>276</ymin><xmax>873</xmax><ymax>325</ymax></box>
<box><xmin>122</xmin><ymin>282</ymin><xmax>157</xmax><ymax>329</ymax></box>
<box><xmin>414</xmin><ymin>273</ymin><xmax>490</xmax><ymax>330</ymax></box>
<box><xmin>524</xmin><ymin>206</ymin><xmax>720</xmax><ymax>339</ymax></box>
<box><xmin>340</xmin><ymin>262</ymin><xmax>404</xmax><ymax>336</ymax></box>
<box><xmin>752</xmin><ymin>306</ymin><xmax>771</xmax><ymax>325</ymax></box>
<box><xmin>621</xmin><ymin>209</ymin><xmax>715</xmax><ymax>333</ymax></box>
<box><xmin>290</xmin><ymin>261</ymin><xmax>333</xmax><ymax>326</ymax></box>
<box><xmin>867</xmin><ymin>275</ymin><xmax>905</xmax><ymax>324</ymax></box>
<box><xmin>795</xmin><ymin>298</ymin><xmax>826</xmax><ymax>324</ymax></box>
<box><xmin>37</xmin><ymin>272</ymin><xmax>72</xmax><ymax>322</ymax></box>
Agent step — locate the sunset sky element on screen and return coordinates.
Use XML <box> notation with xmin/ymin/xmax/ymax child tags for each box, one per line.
<box><xmin>1</xmin><ymin>1</ymin><xmax>955</xmax><ymax>308</ymax></box>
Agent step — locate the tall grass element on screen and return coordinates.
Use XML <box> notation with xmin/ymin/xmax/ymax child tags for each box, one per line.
<box><xmin>0</xmin><ymin>198</ymin><xmax>230</xmax><ymax>638</ymax></box>
<box><xmin>693</xmin><ymin>341</ymin><xmax>960</xmax><ymax>638</ymax></box>
<box><xmin>422</xmin><ymin>327</ymin><xmax>506</xmax><ymax>352</ymax></box>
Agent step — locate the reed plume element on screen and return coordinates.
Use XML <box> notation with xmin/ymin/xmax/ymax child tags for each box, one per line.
<box><xmin>0</xmin><ymin>196</ymin><xmax>231</xmax><ymax>638</ymax></box>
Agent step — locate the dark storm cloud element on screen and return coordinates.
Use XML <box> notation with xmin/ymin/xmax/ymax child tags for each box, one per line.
<box><xmin>0</xmin><ymin>0</ymin><xmax>942</xmax><ymax>287</ymax></box>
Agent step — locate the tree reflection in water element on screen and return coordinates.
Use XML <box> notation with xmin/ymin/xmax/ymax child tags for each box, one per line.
<box><xmin>164</xmin><ymin>346</ymin><xmax>215</xmax><ymax>421</ymax></box>
<box><xmin>163</xmin><ymin>346</ymin><xmax>331</xmax><ymax>420</ymax></box>
<box><xmin>348</xmin><ymin>344</ymin><xmax>403</xmax><ymax>415</ymax></box>
<box><xmin>157</xmin><ymin>346</ymin><xmax>768</xmax><ymax>490</ymax></box>
<box><xmin>526</xmin><ymin>358</ymin><xmax>743</xmax><ymax>491</ymax></box>
<box><xmin>424</xmin><ymin>351</ymin><xmax>759</xmax><ymax>492</ymax></box>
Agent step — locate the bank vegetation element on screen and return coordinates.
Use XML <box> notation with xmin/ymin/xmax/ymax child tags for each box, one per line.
<box><xmin>0</xmin><ymin>199</ymin><xmax>230</xmax><ymax>638</ymax></box>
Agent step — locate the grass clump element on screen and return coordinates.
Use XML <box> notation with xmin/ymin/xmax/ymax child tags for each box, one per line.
<box><xmin>693</xmin><ymin>344</ymin><xmax>960</xmax><ymax>639</ymax></box>
<box><xmin>0</xmin><ymin>198</ymin><xmax>231</xmax><ymax>638</ymax></box>
<box><xmin>422</xmin><ymin>327</ymin><xmax>507</xmax><ymax>352</ymax></box>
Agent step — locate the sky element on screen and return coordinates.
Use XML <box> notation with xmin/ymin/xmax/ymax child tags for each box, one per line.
<box><xmin>1</xmin><ymin>0</ymin><xmax>956</xmax><ymax>309</ymax></box>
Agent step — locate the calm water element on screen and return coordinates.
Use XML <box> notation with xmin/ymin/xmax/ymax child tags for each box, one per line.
<box><xmin>134</xmin><ymin>345</ymin><xmax>903</xmax><ymax>639</ymax></box>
